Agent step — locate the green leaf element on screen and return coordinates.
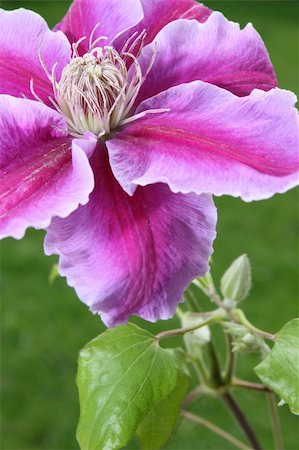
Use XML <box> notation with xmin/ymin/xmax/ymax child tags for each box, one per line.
<box><xmin>76</xmin><ymin>324</ymin><xmax>188</xmax><ymax>450</ymax></box>
<box><xmin>136</xmin><ymin>354</ymin><xmax>189</xmax><ymax>450</ymax></box>
<box><xmin>254</xmin><ymin>318</ymin><xmax>299</xmax><ymax>414</ymax></box>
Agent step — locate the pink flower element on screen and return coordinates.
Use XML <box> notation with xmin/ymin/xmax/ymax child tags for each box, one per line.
<box><xmin>0</xmin><ymin>0</ymin><xmax>298</xmax><ymax>326</ymax></box>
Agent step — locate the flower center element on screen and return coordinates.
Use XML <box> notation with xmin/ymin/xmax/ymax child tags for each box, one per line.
<box><xmin>55</xmin><ymin>49</ymin><xmax>127</xmax><ymax>137</ymax></box>
<box><xmin>33</xmin><ymin>27</ymin><xmax>169</xmax><ymax>139</ymax></box>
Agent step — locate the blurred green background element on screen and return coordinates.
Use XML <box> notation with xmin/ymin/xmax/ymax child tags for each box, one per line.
<box><xmin>1</xmin><ymin>1</ymin><xmax>298</xmax><ymax>449</ymax></box>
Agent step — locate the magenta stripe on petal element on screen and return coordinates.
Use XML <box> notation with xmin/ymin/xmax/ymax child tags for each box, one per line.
<box><xmin>0</xmin><ymin>96</ymin><xmax>95</xmax><ymax>239</ymax></box>
<box><xmin>45</xmin><ymin>147</ymin><xmax>217</xmax><ymax>327</ymax></box>
<box><xmin>107</xmin><ymin>81</ymin><xmax>299</xmax><ymax>201</ymax></box>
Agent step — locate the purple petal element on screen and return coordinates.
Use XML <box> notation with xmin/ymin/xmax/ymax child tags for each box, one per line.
<box><xmin>113</xmin><ymin>0</ymin><xmax>211</xmax><ymax>50</ymax></box>
<box><xmin>55</xmin><ymin>0</ymin><xmax>143</xmax><ymax>55</ymax></box>
<box><xmin>180</xmin><ymin>1</ymin><xmax>212</xmax><ymax>22</ymax></box>
<box><xmin>107</xmin><ymin>81</ymin><xmax>299</xmax><ymax>201</ymax></box>
<box><xmin>135</xmin><ymin>12</ymin><xmax>277</xmax><ymax>105</ymax></box>
<box><xmin>45</xmin><ymin>148</ymin><xmax>216</xmax><ymax>327</ymax></box>
<box><xmin>0</xmin><ymin>8</ymin><xmax>71</xmax><ymax>105</ymax></box>
<box><xmin>0</xmin><ymin>96</ymin><xmax>95</xmax><ymax>239</ymax></box>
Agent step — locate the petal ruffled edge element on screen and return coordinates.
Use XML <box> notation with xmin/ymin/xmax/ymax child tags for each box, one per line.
<box><xmin>55</xmin><ymin>0</ymin><xmax>143</xmax><ymax>54</ymax></box>
<box><xmin>0</xmin><ymin>8</ymin><xmax>71</xmax><ymax>104</ymax></box>
<box><xmin>134</xmin><ymin>12</ymin><xmax>277</xmax><ymax>105</ymax></box>
<box><xmin>107</xmin><ymin>81</ymin><xmax>299</xmax><ymax>201</ymax></box>
<box><xmin>0</xmin><ymin>95</ymin><xmax>96</xmax><ymax>239</ymax></box>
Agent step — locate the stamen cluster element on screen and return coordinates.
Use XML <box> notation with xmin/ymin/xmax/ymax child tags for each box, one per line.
<box><xmin>54</xmin><ymin>47</ymin><xmax>130</xmax><ymax>137</ymax></box>
<box><xmin>33</xmin><ymin>26</ymin><xmax>165</xmax><ymax>138</ymax></box>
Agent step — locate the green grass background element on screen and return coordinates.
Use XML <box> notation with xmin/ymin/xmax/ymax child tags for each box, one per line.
<box><xmin>1</xmin><ymin>1</ymin><xmax>298</xmax><ymax>449</ymax></box>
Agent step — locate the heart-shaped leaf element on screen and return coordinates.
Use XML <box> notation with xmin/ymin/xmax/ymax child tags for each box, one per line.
<box><xmin>136</xmin><ymin>357</ymin><xmax>188</xmax><ymax>450</ymax></box>
<box><xmin>254</xmin><ymin>318</ymin><xmax>299</xmax><ymax>415</ymax></box>
<box><xmin>76</xmin><ymin>323</ymin><xmax>189</xmax><ymax>449</ymax></box>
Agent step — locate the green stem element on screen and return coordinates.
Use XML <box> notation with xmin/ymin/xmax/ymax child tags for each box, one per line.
<box><xmin>206</xmin><ymin>339</ymin><xmax>223</xmax><ymax>387</ymax></box>
<box><xmin>208</xmin><ymin>288</ymin><xmax>226</xmax><ymax>309</ymax></box>
<box><xmin>189</xmin><ymin>352</ymin><xmax>211</xmax><ymax>386</ymax></box>
<box><xmin>234</xmin><ymin>309</ymin><xmax>275</xmax><ymax>342</ymax></box>
<box><xmin>183</xmin><ymin>386</ymin><xmax>204</xmax><ymax>406</ymax></box>
<box><xmin>156</xmin><ymin>313</ymin><xmax>224</xmax><ymax>341</ymax></box>
<box><xmin>181</xmin><ymin>410</ymin><xmax>251</xmax><ymax>450</ymax></box>
<box><xmin>232</xmin><ymin>379</ymin><xmax>271</xmax><ymax>393</ymax></box>
<box><xmin>224</xmin><ymin>334</ymin><xmax>236</xmax><ymax>384</ymax></box>
<box><xmin>222</xmin><ymin>392</ymin><xmax>262</xmax><ymax>450</ymax></box>
<box><xmin>178</xmin><ymin>301</ymin><xmax>214</xmax><ymax>386</ymax></box>
<box><xmin>184</xmin><ymin>289</ymin><xmax>201</xmax><ymax>312</ymax></box>
<box><xmin>267</xmin><ymin>392</ymin><xmax>284</xmax><ymax>450</ymax></box>
<box><xmin>175</xmin><ymin>306</ymin><xmax>184</xmax><ymax>320</ymax></box>
<box><xmin>193</xmin><ymin>277</ymin><xmax>225</xmax><ymax>309</ymax></box>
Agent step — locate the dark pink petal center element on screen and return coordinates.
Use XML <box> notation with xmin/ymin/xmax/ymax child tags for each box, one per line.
<box><xmin>45</xmin><ymin>146</ymin><xmax>217</xmax><ymax>326</ymax></box>
<box><xmin>1</xmin><ymin>139</ymin><xmax>71</xmax><ymax>217</ymax></box>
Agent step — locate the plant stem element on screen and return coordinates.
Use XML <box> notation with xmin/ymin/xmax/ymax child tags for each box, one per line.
<box><xmin>224</xmin><ymin>334</ymin><xmax>236</xmax><ymax>383</ymax></box>
<box><xmin>185</xmin><ymin>289</ymin><xmax>201</xmax><ymax>312</ymax></box>
<box><xmin>234</xmin><ymin>309</ymin><xmax>275</xmax><ymax>342</ymax></box>
<box><xmin>267</xmin><ymin>392</ymin><xmax>284</xmax><ymax>450</ymax></box>
<box><xmin>206</xmin><ymin>339</ymin><xmax>223</xmax><ymax>387</ymax></box>
<box><xmin>193</xmin><ymin>277</ymin><xmax>225</xmax><ymax>309</ymax></box>
<box><xmin>183</xmin><ymin>386</ymin><xmax>204</xmax><ymax>406</ymax></box>
<box><xmin>193</xmin><ymin>354</ymin><xmax>211</xmax><ymax>386</ymax></box>
<box><xmin>156</xmin><ymin>313</ymin><xmax>224</xmax><ymax>341</ymax></box>
<box><xmin>208</xmin><ymin>287</ymin><xmax>226</xmax><ymax>309</ymax></box>
<box><xmin>222</xmin><ymin>392</ymin><xmax>262</xmax><ymax>450</ymax></box>
<box><xmin>181</xmin><ymin>410</ymin><xmax>251</xmax><ymax>450</ymax></box>
<box><xmin>232</xmin><ymin>379</ymin><xmax>271</xmax><ymax>393</ymax></box>
<box><xmin>175</xmin><ymin>306</ymin><xmax>184</xmax><ymax>320</ymax></box>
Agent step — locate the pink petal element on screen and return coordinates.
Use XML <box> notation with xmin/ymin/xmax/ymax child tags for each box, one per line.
<box><xmin>0</xmin><ymin>96</ymin><xmax>95</xmax><ymax>239</ymax></box>
<box><xmin>45</xmin><ymin>148</ymin><xmax>216</xmax><ymax>327</ymax></box>
<box><xmin>113</xmin><ymin>0</ymin><xmax>211</xmax><ymax>50</ymax></box>
<box><xmin>55</xmin><ymin>0</ymin><xmax>143</xmax><ymax>54</ymax></box>
<box><xmin>180</xmin><ymin>1</ymin><xmax>212</xmax><ymax>22</ymax></box>
<box><xmin>135</xmin><ymin>12</ymin><xmax>277</xmax><ymax>105</ymax></box>
<box><xmin>0</xmin><ymin>8</ymin><xmax>71</xmax><ymax>106</ymax></box>
<box><xmin>107</xmin><ymin>81</ymin><xmax>299</xmax><ymax>201</ymax></box>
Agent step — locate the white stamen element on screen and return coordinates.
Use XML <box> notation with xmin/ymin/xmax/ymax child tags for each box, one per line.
<box><xmin>30</xmin><ymin>78</ymin><xmax>44</xmax><ymax>103</ymax></box>
<box><xmin>34</xmin><ymin>29</ymin><xmax>168</xmax><ymax>138</ymax></box>
<box><xmin>119</xmin><ymin>108</ymin><xmax>171</xmax><ymax>126</ymax></box>
<box><xmin>89</xmin><ymin>23</ymin><xmax>100</xmax><ymax>50</ymax></box>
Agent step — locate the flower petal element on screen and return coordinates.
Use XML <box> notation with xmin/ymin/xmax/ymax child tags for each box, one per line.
<box><xmin>107</xmin><ymin>81</ymin><xmax>299</xmax><ymax>201</ymax></box>
<box><xmin>135</xmin><ymin>12</ymin><xmax>277</xmax><ymax>105</ymax></box>
<box><xmin>0</xmin><ymin>96</ymin><xmax>95</xmax><ymax>239</ymax></box>
<box><xmin>0</xmin><ymin>8</ymin><xmax>71</xmax><ymax>105</ymax></box>
<box><xmin>45</xmin><ymin>148</ymin><xmax>217</xmax><ymax>327</ymax></box>
<box><xmin>55</xmin><ymin>0</ymin><xmax>143</xmax><ymax>54</ymax></box>
<box><xmin>113</xmin><ymin>0</ymin><xmax>211</xmax><ymax>50</ymax></box>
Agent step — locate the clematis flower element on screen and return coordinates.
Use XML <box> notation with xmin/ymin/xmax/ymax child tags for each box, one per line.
<box><xmin>0</xmin><ymin>0</ymin><xmax>298</xmax><ymax>326</ymax></box>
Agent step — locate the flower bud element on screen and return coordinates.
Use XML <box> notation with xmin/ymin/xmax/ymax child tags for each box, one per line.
<box><xmin>221</xmin><ymin>254</ymin><xmax>251</xmax><ymax>303</ymax></box>
<box><xmin>181</xmin><ymin>312</ymin><xmax>211</xmax><ymax>356</ymax></box>
<box><xmin>235</xmin><ymin>333</ymin><xmax>266</xmax><ymax>353</ymax></box>
<box><xmin>224</xmin><ymin>322</ymin><xmax>267</xmax><ymax>353</ymax></box>
<box><xmin>48</xmin><ymin>263</ymin><xmax>59</xmax><ymax>284</ymax></box>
